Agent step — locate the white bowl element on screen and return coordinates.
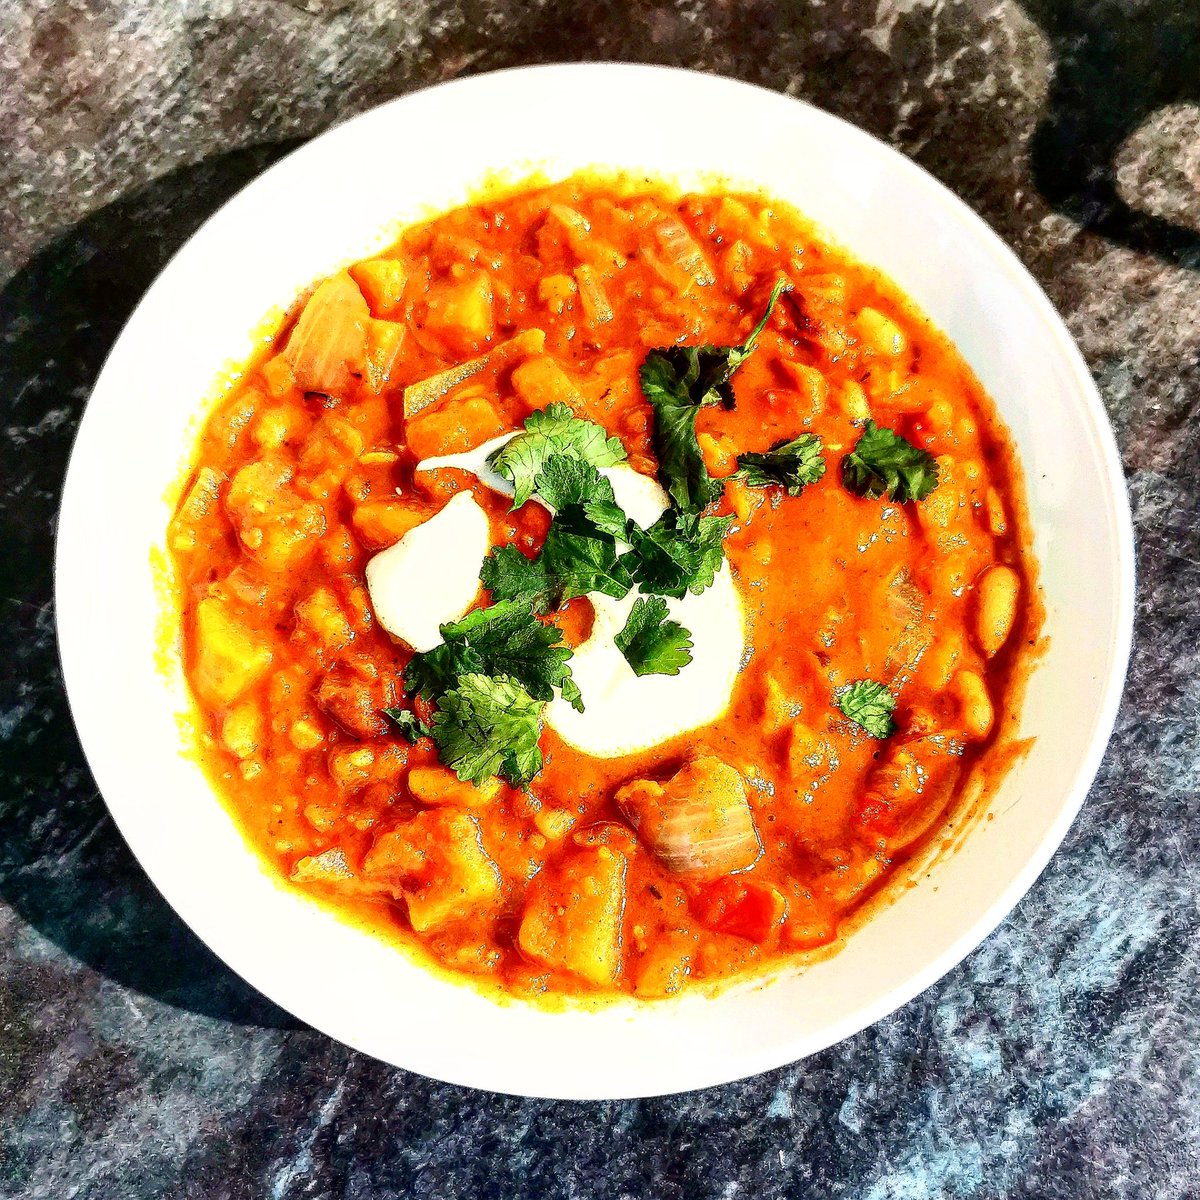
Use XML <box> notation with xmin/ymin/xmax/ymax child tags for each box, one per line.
<box><xmin>56</xmin><ymin>64</ymin><xmax>1134</xmax><ymax>1099</ymax></box>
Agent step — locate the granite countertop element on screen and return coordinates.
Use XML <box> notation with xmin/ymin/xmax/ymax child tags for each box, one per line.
<box><xmin>2</xmin><ymin>1</ymin><xmax>1198</xmax><ymax>1196</ymax></box>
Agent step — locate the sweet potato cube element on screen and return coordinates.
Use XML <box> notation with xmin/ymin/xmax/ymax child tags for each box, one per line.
<box><xmin>518</xmin><ymin>846</ymin><xmax>628</xmax><ymax>987</ymax></box>
<box><xmin>193</xmin><ymin>597</ymin><xmax>272</xmax><ymax>706</ymax></box>
<box><xmin>510</xmin><ymin>356</ymin><xmax>582</xmax><ymax>413</ymax></box>
<box><xmin>351</xmin><ymin>258</ymin><xmax>408</xmax><ymax>317</ymax></box>
<box><xmin>362</xmin><ymin>810</ymin><xmax>501</xmax><ymax>932</ymax></box>
<box><xmin>422</xmin><ymin>271</ymin><xmax>494</xmax><ymax>355</ymax></box>
<box><xmin>295</xmin><ymin>587</ymin><xmax>354</xmax><ymax>652</ymax></box>
<box><xmin>407</xmin><ymin>764</ymin><xmax>500</xmax><ymax>808</ymax></box>
<box><xmin>405</xmin><ymin>395</ymin><xmax>508</xmax><ymax>460</ymax></box>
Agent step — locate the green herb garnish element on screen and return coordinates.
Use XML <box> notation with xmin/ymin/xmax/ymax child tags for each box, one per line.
<box><xmin>404</xmin><ymin>599</ymin><xmax>581</xmax><ymax>712</ymax></box>
<box><xmin>479</xmin><ymin>545</ymin><xmax>552</xmax><ymax>611</ymax></box>
<box><xmin>623</xmin><ymin>509</ymin><xmax>733</xmax><ymax>600</ymax></box>
<box><xmin>836</xmin><ymin>679</ymin><xmax>897</xmax><ymax>738</ymax></box>
<box><xmin>488</xmin><ymin>401</ymin><xmax>626</xmax><ymax>509</ymax></box>
<box><xmin>381</xmin><ymin>707</ymin><xmax>431</xmax><ymax>742</ymax></box>
<box><xmin>641</xmin><ymin>279</ymin><xmax>788</xmax><ymax>512</ymax></box>
<box><xmin>842</xmin><ymin>421</ymin><xmax>939</xmax><ymax>503</ymax></box>
<box><xmin>614</xmin><ymin>597</ymin><xmax>694</xmax><ymax>677</ymax></box>
<box><xmin>735</xmin><ymin>433</ymin><xmax>826</xmax><ymax>495</ymax></box>
<box><xmin>430</xmin><ymin>673</ymin><xmax>545</xmax><ymax>787</ymax></box>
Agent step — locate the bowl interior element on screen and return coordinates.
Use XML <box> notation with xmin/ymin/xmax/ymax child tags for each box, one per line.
<box><xmin>55</xmin><ymin>64</ymin><xmax>1132</xmax><ymax>1099</ymax></box>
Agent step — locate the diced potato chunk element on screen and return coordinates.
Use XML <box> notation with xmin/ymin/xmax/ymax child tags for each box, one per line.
<box><xmin>532</xmin><ymin>807</ymin><xmax>576</xmax><ymax>840</ymax></box>
<box><xmin>283</xmin><ymin>271</ymin><xmax>369</xmax><ymax>397</ymax></box>
<box><xmin>351</xmin><ymin>500</ymin><xmax>427</xmax><ymax>550</ymax></box>
<box><xmin>363</xmin><ymin>810</ymin><xmax>501</xmax><ymax>932</ymax></box>
<box><xmin>633</xmin><ymin>929</ymin><xmax>699</xmax><ymax>998</ymax></box>
<box><xmin>407</xmin><ymin>764</ymin><xmax>500</xmax><ymax>808</ymax></box>
<box><xmin>221</xmin><ymin>703</ymin><xmax>262</xmax><ymax>759</ymax></box>
<box><xmin>857</xmin><ymin>306</ymin><xmax>907</xmax><ymax>356</ymax></box>
<box><xmin>405</xmin><ymin>395</ymin><xmax>508</xmax><ymax>461</ymax></box>
<box><xmin>350</xmin><ymin>258</ymin><xmax>408</xmax><ymax>317</ymax></box>
<box><xmin>510</xmin><ymin>356</ymin><xmax>582</xmax><ymax>413</ymax></box>
<box><xmin>974</xmin><ymin>564</ymin><xmax>1020</xmax><ymax>657</ymax></box>
<box><xmin>295</xmin><ymin>587</ymin><xmax>354</xmax><ymax>652</ymax></box>
<box><xmin>291</xmin><ymin>848</ymin><xmax>354</xmax><ymax>885</ymax></box>
<box><xmin>225</xmin><ymin>458</ymin><xmax>326</xmax><ymax>571</ymax></box>
<box><xmin>363</xmin><ymin>318</ymin><xmax>405</xmax><ymax>394</ymax></box>
<box><xmin>421</xmin><ymin>271</ymin><xmax>494</xmax><ymax>354</ymax></box>
<box><xmin>169</xmin><ymin>467</ymin><xmax>224</xmax><ymax>553</ymax></box>
<box><xmin>328</xmin><ymin>746</ymin><xmax>377</xmax><ymax>792</ymax></box>
<box><xmin>518</xmin><ymin>846</ymin><xmax>628</xmax><ymax>986</ymax></box>
<box><xmin>193</xmin><ymin>597</ymin><xmax>272</xmax><ymax>706</ymax></box>
<box><xmin>953</xmin><ymin>670</ymin><xmax>995</xmax><ymax>740</ymax></box>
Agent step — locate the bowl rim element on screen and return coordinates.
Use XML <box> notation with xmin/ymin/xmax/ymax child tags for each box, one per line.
<box><xmin>54</xmin><ymin>62</ymin><xmax>1135</xmax><ymax>1098</ymax></box>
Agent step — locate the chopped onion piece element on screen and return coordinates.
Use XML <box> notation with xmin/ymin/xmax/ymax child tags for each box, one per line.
<box><xmin>617</xmin><ymin>756</ymin><xmax>761</xmax><ymax>880</ymax></box>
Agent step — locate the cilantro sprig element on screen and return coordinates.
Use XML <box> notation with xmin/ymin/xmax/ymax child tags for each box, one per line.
<box><xmin>624</xmin><ymin>509</ymin><xmax>732</xmax><ymax>600</ymax></box>
<box><xmin>842</xmin><ymin>421</ymin><xmax>940</xmax><ymax>503</ymax></box>
<box><xmin>432</xmin><ymin>673</ymin><xmax>545</xmax><ymax>786</ymax></box>
<box><xmin>836</xmin><ymin>679</ymin><xmax>896</xmax><ymax>739</ymax></box>
<box><xmin>735</xmin><ymin>433</ymin><xmax>826</xmax><ymax>495</ymax></box>
<box><xmin>405</xmin><ymin>599</ymin><xmax>582</xmax><ymax>713</ymax></box>
<box><xmin>641</xmin><ymin>279</ymin><xmax>788</xmax><ymax>512</ymax></box>
<box><xmin>395</xmin><ymin>601</ymin><xmax>583</xmax><ymax>789</ymax></box>
<box><xmin>615</xmin><ymin>597</ymin><xmax>694</xmax><ymax>677</ymax></box>
<box><xmin>382</xmin><ymin>707</ymin><xmax>431</xmax><ymax>743</ymax></box>
<box><xmin>487</xmin><ymin>402</ymin><xmax>626</xmax><ymax>509</ymax></box>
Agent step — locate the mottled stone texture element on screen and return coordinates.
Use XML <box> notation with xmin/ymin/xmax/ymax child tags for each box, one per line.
<box><xmin>1</xmin><ymin>1</ymin><xmax>1198</xmax><ymax>1197</ymax></box>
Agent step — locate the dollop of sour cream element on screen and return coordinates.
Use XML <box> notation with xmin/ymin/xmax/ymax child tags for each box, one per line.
<box><xmin>364</xmin><ymin>490</ymin><xmax>490</xmax><ymax>652</ymax></box>
<box><xmin>413</xmin><ymin>435</ymin><xmax>745</xmax><ymax>758</ymax></box>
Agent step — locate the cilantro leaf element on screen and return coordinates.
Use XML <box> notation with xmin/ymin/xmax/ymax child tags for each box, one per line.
<box><xmin>580</xmin><ymin>497</ymin><xmax>630</xmax><ymax>540</ymax></box>
<box><xmin>539</xmin><ymin>506</ymin><xmax>633</xmax><ymax>603</ymax></box>
<box><xmin>641</xmin><ymin>279</ymin><xmax>788</xmax><ymax>512</ymax></box>
<box><xmin>836</xmin><ymin>679</ymin><xmax>896</xmax><ymax>738</ymax></box>
<box><xmin>479</xmin><ymin>545</ymin><xmax>553</xmax><ymax>610</ymax></box>
<box><xmin>403</xmin><ymin>640</ymin><xmax>482</xmax><ymax>703</ymax></box>
<box><xmin>623</xmin><ymin>508</ymin><xmax>733</xmax><ymax>599</ymax></box>
<box><xmin>614</xmin><ymin>597</ymin><xmax>694</xmax><ymax>677</ymax></box>
<box><xmin>431</xmin><ymin>673</ymin><xmax>544</xmax><ymax>786</ymax></box>
<box><xmin>488</xmin><ymin>402</ymin><xmax>626</xmax><ymax>509</ymax></box>
<box><xmin>534</xmin><ymin>454</ymin><xmax>617</xmax><ymax>512</ymax></box>
<box><xmin>382</xmin><ymin>707</ymin><xmax>431</xmax><ymax>742</ymax></box>
<box><xmin>842</xmin><ymin>420</ymin><xmax>940</xmax><ymax>503</ymax></box>
<box><xmin>480</xmin><ymin>490</ymin><xmax>632</xmax><ymax>612</ymax></box>
<box><xmin>404</xmin><ymin>599</ymin><xmax>578</xmax><ymax>707</ymax></box>
<box><xmin>735</xmin><ymin>433</ymin><xmax>826</xmax><ymax>495</ymax></box>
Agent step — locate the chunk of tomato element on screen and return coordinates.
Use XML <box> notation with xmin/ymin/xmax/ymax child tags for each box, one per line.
<box><xmin>694</xmin><ymin>877</ymin><xmax>787</xmax><ymax>943</ymax></box>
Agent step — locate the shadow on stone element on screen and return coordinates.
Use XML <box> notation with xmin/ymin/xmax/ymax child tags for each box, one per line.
<box><xmin>0</xmin><ymin>139</ymin><xmax>307</xmax><ymax>1029</ymax></box>
<box><xmin>1024</xmin><ymin>0</ymin><xmax>1200</xmax><ymax>267</ymax></box>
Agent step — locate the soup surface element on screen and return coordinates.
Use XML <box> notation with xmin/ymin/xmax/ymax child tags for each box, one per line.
<box><xmin>169</xmin><ymin>174</ymin><xmax>1040</xmax><ymax>1001</ymax></box>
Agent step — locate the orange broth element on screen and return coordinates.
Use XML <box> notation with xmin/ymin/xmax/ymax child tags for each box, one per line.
<box><xmin>168</xmin><ymin>174</ymin><xmax>1041</xmax><ymax>1001</ymax></box>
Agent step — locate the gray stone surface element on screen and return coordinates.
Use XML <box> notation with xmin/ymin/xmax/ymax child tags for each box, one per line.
<box><xmin>2</xmin><ymin>2</ymin><xmax>1198</xmax><ymax>1197</ymax></box>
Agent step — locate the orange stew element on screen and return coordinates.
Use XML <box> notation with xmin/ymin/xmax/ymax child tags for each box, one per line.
<box><xmin>169</xmin><ymin>175</ymin><xmax>1040</xmax><ymax>1001</ymax></box>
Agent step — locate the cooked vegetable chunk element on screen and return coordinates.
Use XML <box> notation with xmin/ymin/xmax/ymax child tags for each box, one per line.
<box><xmin>362</xmin><ymin>809</ymin><xmax>501</xmax><ymax>932</ymax></box>
<box><xmin>193</xmin><ymin>598</ymin><xmax>272</xmax><ymax>707</ymax></box>
<box><xmin>518</xmin><ymin>846</ymin><xmax>628</xmax><ymax>986</ymax></box>
<box><xmin>616</xmin><ymin>756</ymin><xmax>760</xmax><ymax>881</ymax></box>
<box><xmin>225</xmin><ymin>458</ymin><xmax>326</xmax><ymax>571</ymax></box>
<box><xmin>283</xmin><ymin>271</ymin><xmax>369</xmax><ymax>396</ymax></box>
